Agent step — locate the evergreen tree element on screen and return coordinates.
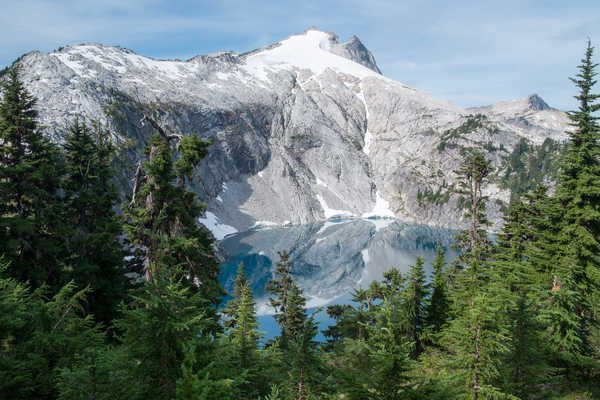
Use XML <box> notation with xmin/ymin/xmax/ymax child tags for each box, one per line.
<box><xmin>404</xmin><ymin>256</ymin><xmax>429</xmax><ymax>359</ymax></box>
<box><xmin>439</xmin><ymin>150</ymin><xmax>515</xmax><ymax>399</ymax></box>
<box><xmin>119</xmin><ymin>115</ymin><xmax>224</xmax><ymax>399</ymax></box>
<box><xmin>265</xmin><ymin>251</ymin><xmax>304</xmax><ymax>347</ymax></box>
<box><xmin>57</xmin><ymin>345</ymin><xmax>142</xmax><ymax>400</ymax></box>
<box><xmin>228</xmin><ymin>282</ymin><xmax>262</xmax><ymax>397</ymax></box>
<box><xmin>0</xmin><ymin>68</ymin><xmax>65</xmax><ymax>290</ymax></box>
<box><xmin>285</xmin><ymin>283</ymin><xmax>308</xmax><ymax>340</ymax></box>
<box><xmin>62</xmin><ymin>118</ymin><xmax>130</xmax><ymax>326</ymax></box>
<box><xmin>487</xmin><ymin>195</ymin><xmax>551</xmax><ymax>397</ymax></box>
<box><xmin>124</xmin><ymin>116</ymin><xmax>222</xmax><ymax>309</ymax></box>
<box><xmin>452</xmin><ymin>150</ymin><xmax>492</xmax><ymax>269</ymax></box>
<box><xmin>222</xmin><ymin>262</ymin><xmax>248</xmax><ymax>329</ymax></box>
<box><xmin>175</xmin><ymin>344</ymin><xmax>234</xmax><ymax>400</ymax></box>
<box><xmin>287</xmin><ymin>315</ymin><xmax>320</xmax><ymax>400</ymax></box>
<box><xmin>265</xmin><ymin>251</ymin><xmax>326</xmax><ymax>399</ymax></box>
<box><xmin>115</xmin><ymin>272</ymin><xmax>219</xmax><ymax>400</ymax></box>
<box><xmin>0</xmin><ymin>263</ymin><xmax>106</xmax><ymax>400</ymax></box>
<box><xmin>427</xmin><ymin>243</ymin><xmax>449</xmax><ymax>335</ymax></box>
<box><xmin>543</xmin><ymin>39</ymin><xmax>600</xmax><ymax>373</ymax></box>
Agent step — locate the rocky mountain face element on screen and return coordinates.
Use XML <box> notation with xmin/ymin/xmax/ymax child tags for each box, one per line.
<box><xmin>10</xmin><ymin>27</ymin><xmax>571</xmax><ymax>237</ymax></box>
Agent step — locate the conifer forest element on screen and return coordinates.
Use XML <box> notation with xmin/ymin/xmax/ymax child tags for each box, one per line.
<box><xmin>1</xmin><ymin>29</ymin><xmax>600</xmax><ymax>400</ymax></box>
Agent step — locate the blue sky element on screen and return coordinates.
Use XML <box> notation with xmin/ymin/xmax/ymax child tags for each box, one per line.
<box><xmin>2</xmin><ymin>0</ymin><xmax>599</xmax><ymax>110</ymax></box>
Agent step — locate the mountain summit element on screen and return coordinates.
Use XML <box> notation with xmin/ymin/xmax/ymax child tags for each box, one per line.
<box><xmin>8</xmin><ymin>28</ymin><xmax>570</xmax><ymax>236</ymax></box>
<box><xmin>241</xmin><ymin>28</ymin><xmax>381</xmax><ymax>76</ymax></box>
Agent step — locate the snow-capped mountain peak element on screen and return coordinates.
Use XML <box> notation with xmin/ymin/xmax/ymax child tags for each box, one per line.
<box><xmin>241</xmin><ymin>28</ymin><xmax>381</xmax><ymax>80</ymax></box>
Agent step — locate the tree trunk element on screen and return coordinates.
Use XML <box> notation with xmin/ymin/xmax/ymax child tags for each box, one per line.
<box><xmin>473</xmin><ymin>316</ymin><xmax>481</xmax><ymax>400</ymax></box>
<box><xmin>296</xmin><ymin>367</ymin><xmax>306</xmax><ymax>400</ymax></box>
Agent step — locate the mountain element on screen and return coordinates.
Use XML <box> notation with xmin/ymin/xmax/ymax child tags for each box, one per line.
<box><xmin>8</xmin><ymin>27</ymin><xmax>570</xmax><ymax>236</ymax></box>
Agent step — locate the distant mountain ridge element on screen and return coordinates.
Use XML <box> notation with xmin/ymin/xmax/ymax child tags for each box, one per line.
<box><xmin>8</xmin><ymin>27</ymin><xmax>570</xmax><ymax>236</ymax></box>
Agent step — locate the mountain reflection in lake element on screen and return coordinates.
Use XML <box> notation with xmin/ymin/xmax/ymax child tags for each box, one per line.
<box><xmin>219</xmin><ymin>218</ymin><xmax>457</xmax><ymax>339</ymax></box>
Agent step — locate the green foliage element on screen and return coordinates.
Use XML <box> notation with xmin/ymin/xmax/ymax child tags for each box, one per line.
<box><xmin>115</xmin><ymin>272</ymin><xmax>218</xmax><ymax>400</ymax></box>
<box><xmin>266</xmin><ymin>251</ymin><xmax>307</xmax><ymax>347</ymax></box>
<box><xmin>540</xmin><ymin>40</ymin><xmax>600</xmax><ymax>376</ymax></box>
<box><xmin>124</xmin><ymin>130</ymin><xmax>222</xmax><ymax>307</ymax></box>
<box><xmin>62</xmin><ymin>118</ymin><xmax>132</xmax><ymax>326</ymax></box>
<box><xmin>437</xmin><ymin>114</ymin><xmax>497</xmax><ymax>152</ymax></box>
<box><xmin>426</xmin><ymin>244</ymin><xmax>449</xmax><ymax>335</ymax></box>
<box><xmin>0</xmin><ymin>265</ymin><xmax>106</xmax><ymax>400</ymax></box>
<box><xmin>222</xmin><ymin>262</ymin><xmax>249</xmax><ymax>329</ymax></box>
<box><xmin>57</xmin><ymin>346</ymin><xmax>142</xmax><ymax>400</ymax></box>
<box><xmin>451</xmin><ymin>149</ymin><xmax>493</xmax><ymax>266</ymax></box>
<box><xmin>405</xmin><ymin>256</ymin><xmax>429</xmax><ymax>359</ymax></box>
<box><xmin>226</xmin><ymin>279</ymin><xmax>266</xmax><ymax>398</ymax></box>
<box><xmin>499</xmin><ymin>137</ymin><xmax>564</xmax><ymax>206</ymax></box>
<box><xmin>416</xmin><ymin>183</ymin><xmax>452</xmax><ymax>207</ymax></box>
<box><xmin>0</xmin><ymin>67</ymin><xmax>66</xmax><ymax>291</ymax></box>
<box><xmin>488</xmin><ymin>195</ymin><xmax>553</xmax><ymax>398</ymax></box>
<box><xmin>175</xmin><ymin>344</ymin><xmax>235</xmax><ymax>400</ymax></box>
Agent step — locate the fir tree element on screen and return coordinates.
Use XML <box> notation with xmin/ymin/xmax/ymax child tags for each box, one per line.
<box><xmin>124</xmin><ymin>115</ymin><xmax>222</xmax><ymax>307</ymax></box>
<box><xmin>427</xmin><ymin>243</ymin><xmax>449</xmax><ymax>334</ymax></box>
<box><xmin>404</xmin><ymin>256</ymin><xmax>429</xmax><ymax>359</ymax></box>
<box><xmin>487</xmin><ymin>195</ymin><xmax>550</xmax><ymax>397</ymax></box>
<box><xmin>222</xmin><ymin>262</ymin><xmax>248</xmax><ymax>329</ymax></box>
<box><xmin>0</xmin><ymin>265</ymin><xmax>106</xmax><ymax>400</ymax></box>
<box><xmin>175</xmin><ymin>344</ymin><xmax>234</xmax><ymax>400</ymax></box>
<box><xmin>265</xmin><ymin>251</ymin><xmax>325</xmax><ymax>398</ymax></box>
<box><xmin>543</xmin><ymin>39</ymin><xmax>600</xmax><ymax>373</ymax></box>
<box><xmin>265</xmin><ymin>251</ymin><xmax>302</xmax><ymax>347</ymax></box>
<box><xmin>57</xmin><ymin>345</ymin><xmax>142</xmax><ymax>400</ymax></box>
<box><xmin>0</xmin><ymin>68</ymin><xmax>65</xmax><ymax>290</ymax></box>
<box><xmin>115</xmin><ymin>272</ymin><xmax>219</xmax><ymax>400</ymax></box>
<box><xmin>62</xmin><ymin>118</ymin><xmax>130</xmax><ymax>326</ymax></box>
<box><xmin>440</xmin><ymin>150</ymin><xmax>513</xmax><ymax>400</ymax></box>
<box><xmin>229</xmin><ymin>283</ymin><xmax>261</xmax><ymax>397</ymax></box>
<box><xmin>452</xmin><ymin>150</ymin><xmax>492</xmax><ymax>269</ymax></box>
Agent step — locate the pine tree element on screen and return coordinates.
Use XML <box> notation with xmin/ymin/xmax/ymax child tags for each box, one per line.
<box><xmin>175</xmin><ymin>344</ymin><xmax>234</xmax><ymax>400</ymax></box>
<box><xmin>452</xmin><ymin>150</ymin><xmax>492</xmax><ymax>270</ymax></box>
<box><xmin>124</xmin><ymin>115</ymin><xmax>222</xmax><ymax>307</ymax></box>
<box><xmin>0</xmin><ymin>68</ymin><xmax>65</xmax><ymax>290</ymax></box>
<box><xmin>265</xmin><ymin>251</ymin><xmax>301</xmax><ymax>347</ymax></box>
<box><xmin>404</xmin><ymin>256</ymin><xmax>428</xmax><ymax>359</ymax></box>
<box><xmin>115</xmin><ymin>273</ymin><xmax>220</xmax><ymax>400</ymax></box>
<box><xmin>542</xmin><ymin>39</ymin><xmax>600</xmax><ymax>373</ymax></box>
<box><xmin>0</xmin><ymin>262</ymin><xmax>107</xmax><ymax>400</ymax></box>
<box><xmin>265</xmin><ymin>251</ymin><xmax>326</xmax><ymax>398</ymax></box>
<box><xmin>229</xmin><ymin>283</ymin><xmax>261</xmax><ymax>393</ymax></box>
<box><xmin>62</xmin><ymin>118</ymin><xmax>130</xmax><ymax>326</ymax></box>
<box><xmin>440</xmin><ymin>150</ymin><xmax>514</xmax><ymax>400</ymax></box>
<box><xmin>487</xmin><ymin>195</ymin><xmax>550</xmax><ymax>397</ymax></box>
<box><xmin>287</xmin><ymin>315</ymin><xmax>320</xmax><ymax>400</ymax></box>
<box><xmin>57</xmin><ymin>345</ymin><xmax>142</xmax><ymax>400</ymax></box>
<box><xmin>119</xmin><ymin>115</ymin><xmax>225</xmax><ymax>399</ymax></box>
<box><xmin>427</xmin><ymin>243</ymin><xmax>449</xmax><ymax>334</ymax></box>
<box><xmin>223</xmin><ymin>262</ymin><xmax>248</xmax><ymax>329</ymax></box>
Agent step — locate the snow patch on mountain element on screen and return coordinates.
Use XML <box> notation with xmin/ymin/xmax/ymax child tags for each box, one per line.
<box><xmin>242</xmin><ymin>29</ymin><xmax>381</xmax><ymax>81</ymax></box>
<box><xmin>316</xmin><ymin>194</ymin><xmax>354</xmax><ymax>219</ymax></box>
<box><xmin>198</xmin><ymin>212</ymin><xmax>238</xmax><ymax>240</ymax></box>
<box><xmin>363</xmin><ymin>192</ymin><xmax>395</xmax><ymax>218</ymax></box>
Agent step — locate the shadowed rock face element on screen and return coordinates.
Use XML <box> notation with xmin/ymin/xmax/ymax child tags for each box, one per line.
<box><xmin>218</xmin><ymin>218</ymin><xmax>456</xmax><ymax>313</ymax></box>
<box><xmin>11</xmin><ymin>28</ymin><xmax>571</xmax><ymax>236</ymax></box>
<box><xmin>329</xmin><ymin>34</ymin><xmax>382</xmax><ymax>74</ymax></box>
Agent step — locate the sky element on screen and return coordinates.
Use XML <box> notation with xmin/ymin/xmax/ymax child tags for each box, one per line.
<box><xmin>1</xmin><ymin>0</ymin><xmax>599</xmax><ymax>110</ymax></box>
